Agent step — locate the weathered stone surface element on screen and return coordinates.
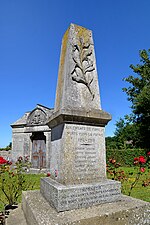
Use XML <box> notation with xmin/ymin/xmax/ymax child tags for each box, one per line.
<box><xmin>49</xmin><ymin>123</ymin><xmax>107</xmax><ymax>184</ymax></box>
<box><xmin>55</xmin><ymin>23</ymin><xmax>101</xmax><ymax>112</ymax></box>
<box><xmin>6</xmin><ymin>204</ymin><xmax>27</xmax><ymax>225</ymax></box>
<box><xmin>11</xmin><ymin>104</ymin><xmax>53</xmax><ymax>169</ymax></box>
<box><xmin>43</xmin><ymin>24</ymin><xmax>118</xmax><ymax>212</ymax></box>
<box><xmin>47</xmin><ymin>108</ymin><xmax>111</xmax><ymax>128</ymax></box>
<box><xmin>40</xmin><ymin>178</ymin><xmax>121</xmax><ymax>212</ymax></box>
<box><xmin>22</xmin><ymin>190</ymin><xmax>150</xmax><ymax>225</ymax></box>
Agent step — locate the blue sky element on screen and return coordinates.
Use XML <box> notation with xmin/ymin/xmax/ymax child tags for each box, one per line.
<box><xmin>0</xmin><ymin>0</ymin><xmax>150</xmax><ymax>147</ymax></box>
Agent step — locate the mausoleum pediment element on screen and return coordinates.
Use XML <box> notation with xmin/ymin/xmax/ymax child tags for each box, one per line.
<box><xmin>27</xmin><ymin>108</ymin><xmax>47</xmax><ymax>126</ymax></box>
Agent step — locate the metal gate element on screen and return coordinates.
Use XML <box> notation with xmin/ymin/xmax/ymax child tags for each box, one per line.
<box><xmin>31</xmin><ymin>133</ymin><xmax>46</xmax><ymax>169</ymax></box>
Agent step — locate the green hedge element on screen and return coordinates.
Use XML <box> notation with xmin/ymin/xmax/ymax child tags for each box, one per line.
<box><xmin>106</xmin><ymin>149</ymin><xmax>147</xmax><ymax>167</ymax></box>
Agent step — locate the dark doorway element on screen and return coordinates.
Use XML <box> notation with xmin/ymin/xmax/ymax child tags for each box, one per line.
<box><xmin>31</xmin><ymin>132</ymin><xmax>46</xmax><ymax>169</ymax></box>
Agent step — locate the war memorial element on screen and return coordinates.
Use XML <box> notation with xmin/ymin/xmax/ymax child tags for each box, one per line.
<box><xmin>12</xmin><ymin>24</ymin><xmax>150</xmax><ymax>224</ymax></box>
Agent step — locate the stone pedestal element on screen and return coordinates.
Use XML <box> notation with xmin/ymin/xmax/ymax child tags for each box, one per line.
<box><xmin>40</xmin><ymin>178</ymin><xmax>121</xmax><ymax>212</ymax></box>
<box><xmin>22</xmin><ymin>191</ymin><xmax>150</xmax><ymax>225</ymax></box>
<box><xmin>41</xmin><ymin>108</ymin><xmax>121</xmax><ymax>212</ymax></box>
<box><xmin>48</xmin><ymin>109</ymin><xmax>111</xmax><ymax>185</ymax></box>
<box><xmin>40</xmin><ymin>24</ymin><xmax>121</xmax><ymax>211</ymax></box>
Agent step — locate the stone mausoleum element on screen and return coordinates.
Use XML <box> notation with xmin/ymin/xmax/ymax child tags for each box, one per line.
<box><xmin>11</xmin><ymin>104</ymin><xmax>53</xmax><ymax>170</ymax></box>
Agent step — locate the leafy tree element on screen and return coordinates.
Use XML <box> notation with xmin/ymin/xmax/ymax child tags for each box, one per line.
<box><xmin>5</xmin><ymin>142</ymin><xmax>12</xmax><ymax>150</ymax></box>
<box><xmin>0</xmin><ymin>143</ymin><xmax>12</xmax><ymax>151</ymax></box>
<box><xmin>114</xmin><ymin>118</ymin><xmax>139</xmax><ymax>148</ymax></box>
<box><xmin>122</xmin><ymin>49</ymin><xmax>150</xmax><ymax>149</ymax></box>
<box><xmin>105</xmin><ymin>136</ymin><xmax>119</xmax><ymax>149</ymax></box>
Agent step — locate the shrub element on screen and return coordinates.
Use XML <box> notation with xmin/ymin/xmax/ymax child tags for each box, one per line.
<box><xmin>0</xmin><ymin>156</ymin><xmax>32</xmax><ymax>209</ymax></box>
<box><xmin>106</xmin><ymin>149</ymin><xmax>147</xmax><ymax>166</ymax></box>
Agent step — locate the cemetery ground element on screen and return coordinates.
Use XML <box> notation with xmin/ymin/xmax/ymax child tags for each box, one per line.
<box><xmin>0</xmin><ymin>166</ymin><xmax>150</xmax><ymax>212</ymax></box>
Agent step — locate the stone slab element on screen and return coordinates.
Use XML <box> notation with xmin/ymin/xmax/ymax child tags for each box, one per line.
<box><xmin>22</xmin><ymin>190</ymin><xmax>150</xmax><ymax>225</ymax></box>
<box><xmin>40</xmin><ymin>178</ymin><xmax>121</xmax><ymax>212</ymax></box>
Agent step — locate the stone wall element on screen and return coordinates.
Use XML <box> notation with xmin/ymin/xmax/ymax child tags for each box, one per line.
<box><xmin>0</xmin><ymin>150</ymin><xmax>11</xmax><ymax>160</ymax></box>
<box><xmin>11</xmin><ymin>127</ymin><xmax>26</xmax><ymax>162</ymax></box>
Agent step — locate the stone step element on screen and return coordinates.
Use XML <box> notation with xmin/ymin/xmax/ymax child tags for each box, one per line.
<box><xmin>22</xmin><ymin>190</ymin><xmax>150</xmax><ymax>225</ymax></box>
<box><xmin>40</xmin><ymin>178</ymin><xmax>122</xmax><ymax>212</ymax></box>
<box><xmin>6</xmin><ymin>204</ymin><xmax>27</xmax><ymax>225</ymax></box>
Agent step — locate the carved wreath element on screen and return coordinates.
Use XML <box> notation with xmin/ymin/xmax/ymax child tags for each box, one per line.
<box><xmin>71</xmin><ymin>38</ymin><xmax>95</xmax><ymax>100</ymax></box>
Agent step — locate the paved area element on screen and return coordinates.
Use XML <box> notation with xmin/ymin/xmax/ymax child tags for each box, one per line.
<box><xmin>6</xmin><ymin>204</ymin><xmax>27</xmax><ymax>225</ymax></box>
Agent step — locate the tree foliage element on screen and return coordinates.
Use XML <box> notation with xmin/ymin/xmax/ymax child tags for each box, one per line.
<box><xmin>106</xmin><ymin>49</ymin><xmax>150</xmax><ymax>150</ymax></box>
<box><xmin>0</xmin><ymin>143</ymin><xmax>12</xmax><ymax>151</ymax></box>
<box><xmin>122</xmin><ymin>49</ymin><xmax>150</xmax><ymax>149</ymax></box>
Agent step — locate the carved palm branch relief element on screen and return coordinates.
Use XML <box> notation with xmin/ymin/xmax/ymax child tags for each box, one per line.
<box><xmin>71</xmin><ymin>37</ymin><xmax>95</xmax><ymax>100</ymax></box>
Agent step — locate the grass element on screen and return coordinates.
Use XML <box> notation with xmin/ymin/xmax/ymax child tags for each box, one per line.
<box><xmin>0</xmin><ymin>173</ymin><xmax>45</xmax><ymax>211</ymax></box>
<box><xmin>107</xmin><ymin>166</ymin><xmax>150</xmax><ymax>202</ymax></box>
<box><xmin>0</xmin><ymin>167</ymin><xmax>150</xmax><ymax>211</ymax></box>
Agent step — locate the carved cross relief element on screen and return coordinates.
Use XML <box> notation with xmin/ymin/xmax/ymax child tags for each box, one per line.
<box><xmin>71</xmin><ymin>37</ymin><xmax>95</xmax><ymax>100</ymax></box>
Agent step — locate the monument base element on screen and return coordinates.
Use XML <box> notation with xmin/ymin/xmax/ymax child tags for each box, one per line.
<box><xmin>40</xmin><ymin>178</ymin><xmax>121</xmax><ymax>212</ymax></box>
<box><xmin>22</xmin><ymin>190</ymin><xmax>150</xmax><ymax>225</ymax></box>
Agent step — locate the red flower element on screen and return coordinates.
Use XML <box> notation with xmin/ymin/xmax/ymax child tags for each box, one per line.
<box><xmin>140</xmin><ymin>167</ymin><xmax>145</xmax><ymax>173</ymax></box>
<box><xmin>134</xmin><ymin>156</ymin><xmax>146</xmax><ymax>164</ymax></box>
<box><xmin>134</xmin><ymin>157</ymin><xmax>139</xmax><ymax>161</ymax></box>
<box><xmin>147</xmin><ymin>151</ymin><xmax>150</xmax><ymax>156</ymax></box>
<box><xmin>139</xmin><ymin>156</ymin><xmax>146</xmax><ymax>164</ymax></box>
<box><xmin>47</xmin><ymin>172</ymin><xmax>51</xmax><ymax>177</ymax></box>
<box><xmin>0</xmin><ymin>157</ymin><xmax>8</xmax><ymax>164</ymax></box>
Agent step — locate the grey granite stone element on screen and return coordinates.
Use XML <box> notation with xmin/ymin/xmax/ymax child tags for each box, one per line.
<box><xmin>47</xmin><ymin>108</ymin><xmax>111</xmax><ymax>128</ymax></box>
<box><xmin>6</xmin><ymin>204</ymin><xmax>27</xmax><ymax>225</ymax></box>
<box><xmin>22</xmin><ymin>190</ymin><xmax>150</xmax><ymax>225</ymax></box>
<box><xmin>49</xmin><ymin>123</ymin><xmax>107</xmax><ymax>185</ymax></box>
<box><xmin>54</xmin><ymin>24</ymin><xmax>101</xmax><ymax>112</ymax></box>
<box><xmin>40</xmin><ymin>177</ymin><xmax>121</xmax><ymax>212</ymax></box>
<box><xmin>42</xmin><ymin>24</ymin><xmax>119</xmax><ymax>212</ymax></box>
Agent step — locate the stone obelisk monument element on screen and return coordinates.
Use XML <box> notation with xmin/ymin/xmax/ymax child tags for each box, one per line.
<box><xmin>22</xmin><ymin>24</ymin><xmax>150</xmax><ymax>225</ymax></box>
<box><xmin>40</xmin><ymin>23</ymin><xmax>121</xmax><ymax>211</ymax></box>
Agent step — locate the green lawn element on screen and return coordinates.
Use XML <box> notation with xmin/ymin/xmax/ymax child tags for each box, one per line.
<box><xmin>0</xmin><ymin>173</ymin><xmax>45</xmax><ymax>211</ymax></box>
<box><xmin>0</xmin><ymin>167</ymin><xmax>150</xmax><ymax>211</ymax></box>
<box><xmin>107</xmin><ymin>166</ymin><xmax>150</xmax><ymax>202</ymax></box>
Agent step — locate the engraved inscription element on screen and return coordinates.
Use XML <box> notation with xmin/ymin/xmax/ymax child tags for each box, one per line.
<box><xmin>60</xmin><ymin>185</ymin><xmax>121</xmax><ymax>208</ymax></box>
<box><xmin>65</xmin><ymin>124</ymin><xmax>101</xmax><ymax>179</ymax></box>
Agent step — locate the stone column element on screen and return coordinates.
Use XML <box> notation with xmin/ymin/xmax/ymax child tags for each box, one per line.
<box><xmin>41</xmin><ymin>24</ymin><xmax>121</xmax><ymax>212</ymax></box>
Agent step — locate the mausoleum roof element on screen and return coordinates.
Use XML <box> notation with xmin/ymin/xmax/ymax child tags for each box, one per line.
<box><xmin>11</xmin><ymin>112</ymin><xmax>30</xmax><ymax>127</ymax></box>
<box><xmin>11</xmin><ymin>104</ymin><xmax>54</xmax><ymax>128</ymax></box>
